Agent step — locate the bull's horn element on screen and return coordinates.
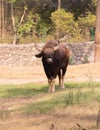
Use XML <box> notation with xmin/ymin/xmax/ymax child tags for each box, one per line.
<box><xmin>34</xmin><ymin>43</ymin><xmax>42</xmax><ymax>52</ymax></box>
<box><xmin>53</xmin><ymin>45</ymin><xmax>59</xmax><ymax>51</ymax></box>
<box><xmin>57</xmin><ymin>40</ymin><xmax>60</xmax><ymax>44</ymax></box>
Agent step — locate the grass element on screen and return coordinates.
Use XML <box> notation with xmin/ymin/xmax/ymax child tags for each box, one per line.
<box><xmin>0</xmin><ymin>82</ymin><xmax>99</xmax><ymax>98</ymax></box>
<box><xmin>0</xmin><ymin>83</ymin><xmax>48</xmax><ymax>98</ymax></box>
<box><xmin>23</xmin><ymin>87</ymin><xmax>100</xmax><ymax>115</ymax></box>
<box><xmin>0</xmin><ymin>82</ymin><xmax>100</xmax><ymax>114</ymax></box>
<box><xmin>0</xmin><ymin>82</ymin><xmax>100</xmax><ymax>130</ymax></box>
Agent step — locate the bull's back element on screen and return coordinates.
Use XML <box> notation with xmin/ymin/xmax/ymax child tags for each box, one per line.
<box><xmin>59</xmin><ymin>44</ymin><xmax>70</xmax><ymax>59</ymax></box>
<box><xmin>53</xmin><ymin>44</ymin><xmax>70</xmax><ymax>68</ymax></box>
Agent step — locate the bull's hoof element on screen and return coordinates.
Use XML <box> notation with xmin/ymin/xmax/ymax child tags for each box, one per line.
<box><xmin>59</xmin><ymin>86</ymin><xmax>65</xmax><ymax>90</ymax></box>
<box><xmin>48</xmin><ymin>89</ymin><xmax>55</xmax><ymax>93</ymax></box>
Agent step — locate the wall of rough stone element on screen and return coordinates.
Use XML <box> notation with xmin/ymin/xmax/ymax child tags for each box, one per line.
<box><xmin>0</xmin><ymin>41</ymin><xmax>95</xmax><ymax>66</ymax></box>
<box><xmin>67</xmin><ymin>41</ymin><xmax>95</xmax><ymax>64</ymax></box>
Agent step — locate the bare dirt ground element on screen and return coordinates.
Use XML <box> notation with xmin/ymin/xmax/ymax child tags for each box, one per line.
<box><xmin>0</xmin><ymin>103</ymin><xmax>99</xmax><ymax>130</ymax></box>
<box><xmin>0</xmin><ymin>63</ymin><xmax>100</xmax><ymax>85</ymax></box>
<box><xmin>0</xmin><ymin>63</ymin><xmax>100</xmax><ymax>130</ymax></box>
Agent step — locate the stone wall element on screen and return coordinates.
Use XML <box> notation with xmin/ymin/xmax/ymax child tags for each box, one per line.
<box><xmin>0</xmin><ymin>41</ymin><xmax>95</xmax><ymax>66</ymax></box>
<box><xmin>67</xmin><ymin>41</ymin><xmax>95</xmax><ymax>64</ymax></box>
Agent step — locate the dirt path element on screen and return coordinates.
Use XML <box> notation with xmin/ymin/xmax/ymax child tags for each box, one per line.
<box><xmin>0</xmin><ymin>63</ymin><xmax>100</xmax><ymax>85</ymax></box>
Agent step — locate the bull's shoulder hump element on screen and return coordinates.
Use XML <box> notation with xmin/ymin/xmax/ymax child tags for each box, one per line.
<box><xmin>59</xmin><ymin>44</ymin><xmax>70</xmax><ymax>58</ymax></box>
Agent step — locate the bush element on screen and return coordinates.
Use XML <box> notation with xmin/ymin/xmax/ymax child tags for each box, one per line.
<box><xmin>51</xmin><ymin>9</ymin><xmax>83</xmax><ymax>42</ymax></box>
<box><xmin>51</xmin><ymin>9</ymin><xmax>96</xmax><ymax>42</ymax></box>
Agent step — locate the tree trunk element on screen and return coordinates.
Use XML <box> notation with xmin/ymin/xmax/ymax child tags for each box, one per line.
<box><xmin>56</xmin><ymin>0</ymin><xmax>61</xmax><ymax>40</ymax></box>
<box><xmin>94</xmin><ymin>0</ymin><xmax>100</xmax><ymax>62</ymax></box>
<box><xmin>10</xmin><ymin>2</ymin><xmax>17</xmax><ymax>44</ymax></box>
<box><xmin>0</xmin><ymin>0</ymin><xmax>1</xmax><ymax>37</ymax></box>
<box><xmin>58</xmin><ymin>0</ymin><xmax>61</xmax><ymax>10</ymax></box>
<box><xmin>0</xmin><ymin>0</ymin><xmax>5</xmax><ymax>37</ymax></box>
<box><xmin>2</xmin><ymin>0</ymin><xmax>5</xmax><ymax>37</ymax></box>
<box><xmin>10</xmin><ymin>2</ymin><xmax>26</xmax><ymax>44</ymax></box>
<box><xmin>4</xmin><ymin>0</ymin><xmax>8</xmax><ymax>34</ymax></box>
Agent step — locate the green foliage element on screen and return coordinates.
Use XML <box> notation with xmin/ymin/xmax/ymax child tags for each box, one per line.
<box><xmin>78</xmin><ymin>12</ymin><xmax>96</xmax><ymax>28</ymax></box>
<box><xmin>51</xmin><ymin>9</ymin><xmax>75</xmax><ymax>34</ymax></box>
<box><xmin>1</xmin><ymin>0</ymin><xmax>97</xmax><ymax>43</ymax></box>
<box><xmin>51</xmin><ymin>9</ymin><xmax>83</xmax><ymax>42</ymax></box>
<box><xmin>51</xmin><ymin>9</ymin><xmax>96</xmax><ymax>42</ymax></box>
<box><xmin>68</xmin><ymin>0</ymin><xmax>97</xmax><ymax>19</ymax></box>
<box><xmin>18</xmin><ymin>13</ymin><xmax>40</xmax><ymax>37</ymax></box>
<box><xmin>18</xmin><ymin>21</ymin><xmax>33</xmax><ymax>36</ymax></box>
<box><xmin>8</xmin><ymin>0</ymin><xmax>16</xmax><ymax>3</ymax></box>
<box><xmin>78</xmin><ymin>12</ymin><xmax>96</xmax><ymax>41</ymax></box>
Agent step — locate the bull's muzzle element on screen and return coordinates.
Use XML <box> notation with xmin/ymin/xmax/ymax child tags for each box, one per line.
<box><xmin>47</xmin><ymin>58</ymin><xmax>53</xmax><ymax>63</ymax></box>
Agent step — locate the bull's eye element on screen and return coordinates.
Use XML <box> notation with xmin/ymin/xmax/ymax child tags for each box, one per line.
<box><xmin>43</xmin><ymin>53</ymin><xmax>48</xmax><ymax>59</ymax></box>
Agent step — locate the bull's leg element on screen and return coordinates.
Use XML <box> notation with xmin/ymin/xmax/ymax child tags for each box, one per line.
<box><xmin>61</xmin><ymin>67</ymin><xmax>67</xmax><ymax>89</ymax></box>
<box><xmin>59</xmin><ymin>76</ymin><xmax>62</xmax><ymax>88</ymax></box>
<box><xmin>58</xmin><ymin>69</ymin><xmax>65</xmax><ymax>89</ymax></box>
<box><xmin>58</xmin><ymin>67</ymin><xmax>67</xmax><ymax>89</ymax></box>
<box><xmin>59</xmin><ymin>76</ymin><xmax>65</xmax><ymax>89</ymax></box>
<box><xmin>61</xmin><ymin>76</ymin><xmax>65</xmax><ymax>89</ymax></box>
<box><xmin>48</xmin><ymin>79</ymin><xmax>52</xmax><ymax>92</ymax></box>
<box><xmin>48</xmin><ymin>79</ymin><xmax>55</xmax><ymax>92</ymax></box>
<box><xmin>52</xmin><ymin>79</ymin><xmax>55</xmax><ymax>92</ymax></box>
<box><xmin>58</xmin><ymin>70</ymin><xmax>62</xmax><ymax>89</ymax></box>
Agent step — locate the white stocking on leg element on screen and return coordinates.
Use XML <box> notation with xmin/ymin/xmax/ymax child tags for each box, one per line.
<box><xmin>59</xmin><ymin>76</ymin><xmax>65</xmax><ymax>89</ymax></box>
<box><xmin>61</xmin><ymin>76</ymin><xmax>65</xmax><ymax>89</ymax></box>
<box><xmin>48</xmin><ymin>79</ymin><xmax>55</xmax><ymax>92</ymax></box>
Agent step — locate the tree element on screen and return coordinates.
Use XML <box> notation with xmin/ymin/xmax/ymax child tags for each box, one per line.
<box><xmin>9</xmin><ymin>0</ymin><xmax>27</xmax><ymax>44</ymax></box>
<box><xmin>34</xmin><ymin>0</ymin><xmax>56</xmax><ymax>36</ymax></box>
<box><xmin>0</xmin><ymin>0</ymin><xmax>97</xmax><ymax>43</ymax></box>
<box><xmin>94</xmin><ymin>0</ymin><xmax>100</xmax><ymax>62</ymax></box>
<box><xmin>68</xmin><ymin>0</ymin><xmax>97</xmax><ymax>20</ymax></box>
<box><xmin>51</xmin><ymin>9</ymin><xmax>82</xmax><ymax>42</ymax></box>
<box><xmin>78</xmin><ymin>12</ymin><xmax>96</xmax><ymax>41</ymax></box>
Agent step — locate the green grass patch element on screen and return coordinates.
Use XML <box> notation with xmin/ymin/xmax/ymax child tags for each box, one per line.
<box><xmin>65</xmin><ymin>82</ymin><xmax>100</xmax><ymax>88</ymax></box>
<box><xmin>22</xmin><ymin>93</ymin><xmax>67</xmax><ymax>115</ymax></box>
<box><xmin>22</xmin><ymin>83</ymin><xmax>100</xmax><ymax>115</ymax></box>
<box><xmin>0</xmin><ymin>82</ymin><xmax>100</xmax><ymax>116</ymax></box>
<box><xmin>0</xmin><ymin>82</ymin><xmax>100</xmax><ymax>98</ymax></box>
<box><xmin>0</xmin><ymin>83</ymin><xmax>48</xmax><ymax>98</ymax></box>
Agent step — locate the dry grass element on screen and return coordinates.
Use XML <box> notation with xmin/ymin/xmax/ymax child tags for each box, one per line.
<box><xmin>0</xmin><ymin>103</ymin><xmax>99</xmax><ymax>130</ymax></box>
<box><xmin>0</xmin><ymin>63</ymin><xmax>100</xmax><ymax>84</ymax></box>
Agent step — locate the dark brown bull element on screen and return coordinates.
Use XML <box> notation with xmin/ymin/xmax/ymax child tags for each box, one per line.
<box><xmin>35</xmin><ymin>40</ymin><xmax>70</xmax><ymax>92</ymax></box>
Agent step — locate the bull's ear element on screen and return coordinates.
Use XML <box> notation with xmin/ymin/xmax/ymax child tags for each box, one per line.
<box><xmin>35</xmin><ymin>52</ymin><xmax>43</xmax><ymax>58</ymax></box>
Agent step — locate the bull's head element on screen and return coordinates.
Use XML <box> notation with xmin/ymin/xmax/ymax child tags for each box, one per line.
<box><xmin>35</xmin><ymin>40</ymin><xmax>59</xmax><ymax>63</ymax></box>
